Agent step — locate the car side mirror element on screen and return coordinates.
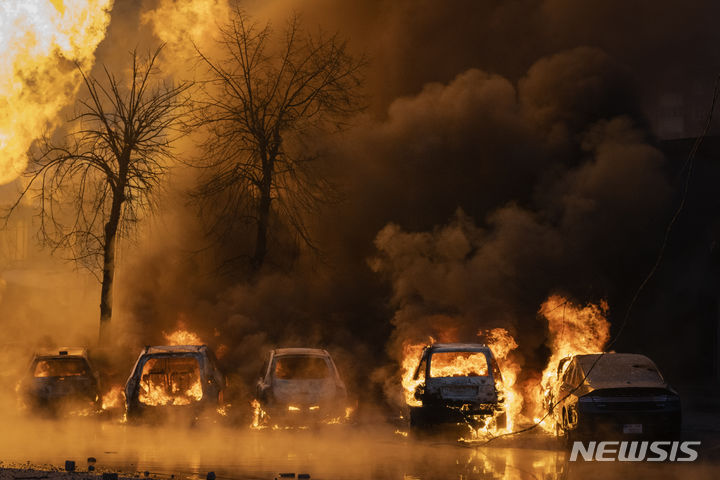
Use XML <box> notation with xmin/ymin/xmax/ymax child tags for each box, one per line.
<box><xmin>414</xmin><ymin>384</ymin><xmax>424</xmax><ymax>401</ymax></box>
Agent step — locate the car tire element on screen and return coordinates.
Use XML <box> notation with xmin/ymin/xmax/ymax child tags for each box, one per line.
<box><xmin>409</xmin><ymin>406</ymin><xmax>428</xmax><ymax>429</ymax></box>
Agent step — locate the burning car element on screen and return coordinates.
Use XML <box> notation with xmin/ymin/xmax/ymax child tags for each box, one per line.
<box><xmin>408</xmin><ymin>343</ymin><xmax>507</xmax><ymax>433</ymax></box>
<box><xmin>19</xmin><ymin>348</ymin><xmax>101</xmax><ymax>417</ymax></box>
<box><xmin>125</xmin><ymin>345</ymin><xmax>225</xmax><ymax>421</ymax></box>
<box><xmin>255</xmin><ymin>348</ymin><xmax>349</xmax><ymax>427</ymax></box>
<box><xmin>545</xmin><ymin>353</ymin><xmax>681</xmax><ymax>441</ymax></box>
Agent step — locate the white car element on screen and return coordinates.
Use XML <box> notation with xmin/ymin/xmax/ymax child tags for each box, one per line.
<box><xmin>255</xmin><ymin>348</ymin><xmax>348</xmax><ymax>426</ymax></box>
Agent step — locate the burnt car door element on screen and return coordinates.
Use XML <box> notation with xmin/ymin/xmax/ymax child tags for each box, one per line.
<box><xmin>203</xmin><ymin>348</ymin><xmax>225</xmax><ymax>403</ymax></box>
<box><xmin>559</xmin><ymin>360</ymin><xmax>581</xmax><ymax>429</ymax></box>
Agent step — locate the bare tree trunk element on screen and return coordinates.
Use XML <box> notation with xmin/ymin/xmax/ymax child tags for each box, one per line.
<box><xmin>98</xmin><ymin>215</ymin><xmax>118</xmax><ymax>343</ymax></box>
<box><xmin>251</xmin><ymin>151</ymin><xmax>274</xmax><ymax>272</ymax></box>
<box><xmin>252</xmin><ymin>171</ymin><xmax>272</xmax><ymax>272</ymax></box>
<box><xmin>99</xmin><ymin>166</ymin><xmax>127</xmax><ymax>343</ymax></box>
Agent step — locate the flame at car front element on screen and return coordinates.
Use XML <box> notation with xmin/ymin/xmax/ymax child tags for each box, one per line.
<box><xmin>401</xmin><ymin>342</ymin><xmax>429</xmax><ymax>408</ymax></box>
<box><xmin>484</xmin><ymin>328</ymin><xmax>521</xmax><ymax>433</ymax></box>
<box><xmin>139</xmin><ymin>377</ymin><xmax>203</xmax><ymax>406</ymax></box>
<box><xmin>400</xmin><ymin>328</ymin><xmax>522</xmax><ymax>438</ymax></box>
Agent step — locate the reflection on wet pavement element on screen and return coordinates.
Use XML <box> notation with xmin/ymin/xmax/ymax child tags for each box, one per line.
<box><xmin>0</xmin><ymin>418</ymin><xmax>717</xmax><ymax>480</ymax></box>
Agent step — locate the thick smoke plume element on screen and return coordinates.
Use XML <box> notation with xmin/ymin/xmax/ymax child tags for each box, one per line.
<box><xmin>364</xmin><ymin>50</ymin><xmax>670</xmax><ymax>408</ymax></box>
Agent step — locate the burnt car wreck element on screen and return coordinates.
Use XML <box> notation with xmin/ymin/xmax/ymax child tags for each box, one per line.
<box><xmin>255</xmin><ymin>348</ymin><xmax>349</xmax><ymax>427</ymax></box>
<box><xmin>18</xmin><ymin>348</ymin><xmax>101</xmax><ymax>417</ymax></box>
<box><xmin>546</xmin><ymin>353</ymin><xmax>681</xmax><ymax>441</ymax></box>
<box><xmin>409</xmin><ymin>343</ymin><xmax>507</xmax><ymax>434</ymax></box>
<box><xmin>125</xmin><ymin>345</ymin><xmax>225</xmax><ymax>421</ymax></box>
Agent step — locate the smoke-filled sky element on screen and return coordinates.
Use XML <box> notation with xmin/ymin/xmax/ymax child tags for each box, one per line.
<box><xmin>2</xmin><ymin>0</ymin><xmax>720</xmax><ymax>408</ymax></box>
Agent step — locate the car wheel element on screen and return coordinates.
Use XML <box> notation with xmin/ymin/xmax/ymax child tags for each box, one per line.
<box><xmin>409</xmin><ymin>407</ymin><xmax>426</xmax><ymax>429</ymax></box>
<box><xmin>555</xmin><ymin>411</ymin><xmax>572</xmax><ymax>448</ymax></box>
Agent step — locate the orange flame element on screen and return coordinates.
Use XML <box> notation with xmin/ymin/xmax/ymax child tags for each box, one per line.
<box><xmin>400</xmin><ymin>342</ymin><xmax>427</xmax><ymax>407</ymax></box>
<box><xmin>539</xmin><ymin>295</ymin><xmax>610</xmax><ymax>390</ymax></box>
<box><xmin>398</xmin><ymin>296</ymin><xmax>611</xmax><ymax>438</ymax></box>
<box><xmin>250</xmin><ymin>399</ymin><xmax>266</xmax><ymax>429</ymax></box>
<box><xmin>139</xmin><ymin>376</ymin><xmax>203</xmax><ymax>406</ymax></box>
<box><xmin>400</xmin><ymin>328</ymin><xmax>521</xmax><ymax>437</ymax></box>
<box><xmin>163</xmin><ymin>329</ymin><xmax>203</xmax><ymax>346</ymax></box>
<box><xmin>534</xmin><ymin>295</ymin><xmax>611</xmax><ymax>429</ymax></box>
<box><xmin>483</xmin><ymin>328</ymin><xmax>521</xmax><ymax>433</ymax></box>
<box><xmin>101</xmin><ymin>385</ymin><xmax>124</xmax><ymax>410</ymax></box>
<box><xmin>0</xmin><ymin>0</ymin><xmax>112</xmax><ymax>184</ymax></box>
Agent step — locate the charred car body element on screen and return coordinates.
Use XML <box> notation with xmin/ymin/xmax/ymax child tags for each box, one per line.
<box><xmin>409</xmin><ymin>343</ymin><xmax>506</xmax><ymax>432</ymax></box>
<box><xmin>19</xmin><ymin>348</ymin><xmax>101</xmax><ymax>417</ymax></box>
<box><xmin>125</xmin><ymin>345</ymin><xmax>225</xmax><ymax>421</ymax></box>
<box><xmin>546</xmin><ymin>353</ymin><xmax>681</xmax><ymax>441</ymax></box>
<box><xmin>255</xmin><ymin>348</ymin><xmax>348</xmax><ymax>426</ymax></box>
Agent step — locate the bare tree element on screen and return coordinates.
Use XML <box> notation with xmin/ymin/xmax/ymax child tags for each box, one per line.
<box><xmin>4</xmin><ymin>47</ymin><xmax>190</xmax><ymax>343</ymax></box>
<box><xmin>193</xmin><ymin>7</ymin><xmax>364</xmax><ymax>272</ymax></box>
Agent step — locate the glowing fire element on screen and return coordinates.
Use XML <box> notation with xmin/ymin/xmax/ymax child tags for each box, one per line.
<box><xmin>163</xmin><ymin>329</ymin><xmax>203</xmax><ymax>346</ymax></box>
<box><xmin>250</xmin><ymin>399</ymin><xmax>264</xmax><ymax>429</ymax></box>
<box><xmin>139</xmin><ymin>377</ymin><xmax>203</xmax><ymax>406</ymax></box>
<box><xmin>400</xmin><ymin>328</ymin><xmax>521</xmax><ymax>437</ymax></box>
<box><xmin>401</xmin><ymin>342</ymin><xmax>428</xmax><ymax>407</ymax></box>
<box><xmin>137</xmin><ymin>356</ymin><xmax>204</xmax><ymax>407</ymax></box>
<box><xmin>483</xmin><ymin>328</ymin><xmax>521</xmax><ymax>433</ymax></box>
<box><xmin>399</xmin><ymin>296</ymin><xmax>610</xmax><ymax>438</ymax></box>
<box><xmin>101</xmin><ymin>385</ymin><xmax>124</xmax><ymax>410</ymax></box>
<box><xmin>534</xmin><ymin>295</ymin><xmax>611</xmax><ymax>429</ymax></box>
<box><xmin>429</xmin><ymin>352</ymin><xmax>490</xmax><ymax>378</ymax></box>
<box><xmin>0</xmin><ymin>0</ymin><xmax>112</xmax><ymax>184</ymax></box>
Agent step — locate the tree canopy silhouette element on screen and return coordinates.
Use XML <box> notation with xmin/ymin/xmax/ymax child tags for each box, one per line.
<box><xmin>193</xmin><ymin>7</ymin><xmax>365</xmax><ymax>272</ymax></box>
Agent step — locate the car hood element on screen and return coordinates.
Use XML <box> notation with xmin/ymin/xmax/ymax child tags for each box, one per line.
<box><xmin>271</xmin><ymin>378</ymin><xmax>340</xmax><ymax>405</ymax></box>
<box><xmin>584</xmin><ymin>379</ymin><xmax>670</xmax><ymax>392</ymax></box>
<box><xmin>27</xmin><ymin>376</ymin><xmax>96</xmax><ymax>396</ymax></box>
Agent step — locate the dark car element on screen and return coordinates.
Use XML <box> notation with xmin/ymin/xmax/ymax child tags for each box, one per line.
<box><xmin>124</xmin><ymin>345</ymin><xmax>225</xmax><ymax>421</ymax></box>
<box><xmin>408</xmin><ymin>343</ymin><xmax>507</xmax><ymax>433</ymax></box>
<box><xmin>546</xmin><ymin>353</ymin><xmax>681</xmax><ymax>441</ymax></box>
<box><xmin>19</xmin><ymin>348</ymin><xmax>101</xmax><ymax>417</ymax></box>
<box><xmin>255</xmin><ymin>348</ymin><xmax>349</xmax><ymax>427</ymax></box>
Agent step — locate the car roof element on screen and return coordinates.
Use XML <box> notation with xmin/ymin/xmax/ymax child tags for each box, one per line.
<box><xmin>428</xmin><ymin>343</ymin><xmax>490</xmax><ymax>352</ymax></box>
<box><xmin>573</xmin><ymin>353</ymin><xmax>665</xmax><ymax>388</ymax></box>
<box><xmin>574</xmin><ymin>352</ymin><xmax>657</xmax><ymax>369</ymax></box>
<box><xmin>35</xmin><ymin>347</ymin><xmax>88</xmax><ymax>358</ymax></box>
<box><xmin>143</xmin><ymin>345</ymin><xmax>207</xmax><ymax>355</ymax></box>
<box><xmin>273</xmin><ymin>347</ymin><xmax>329</xmax><ymax>357</ymax></box>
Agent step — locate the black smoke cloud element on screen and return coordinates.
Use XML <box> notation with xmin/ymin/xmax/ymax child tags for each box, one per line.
<box><xmin>338</xmin><ymin>49</ymin><xmax>669</xmax><ymax>385</ymax></box>
<box><xmin>246</xmin><ymin>0</ymin><xmax>720</xmax><ymax>115</ymax></box>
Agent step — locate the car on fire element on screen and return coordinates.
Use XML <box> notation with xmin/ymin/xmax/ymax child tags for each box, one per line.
<box><xmin>125</xmin><ymin>345</ymin><xmax>226</xmax><ymax>421</ymax></box>
<box><xmin>408</xmin><ymin>343</ymin><xmax>507</xmax><ymax>432</ymax></box>
<box><xmin>255</xmin><ymin>348</ymin><xmax>349</xmax><ymax>426</ymax></box>
<box><xmin>545</xmin><ymin>353</ymin><xmax>681</xmax><ymax>441</ymax></box>
<box><xmin>18</xmin><ymin>347</ymin><xmax>101</xmax><ymax>417</ymax></box>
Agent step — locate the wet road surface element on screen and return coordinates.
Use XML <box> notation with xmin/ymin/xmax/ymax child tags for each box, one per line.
<box><xmin>0</xmin><ymin>416</ymin><xmax>718</xmax><ymax>480</ymax></box>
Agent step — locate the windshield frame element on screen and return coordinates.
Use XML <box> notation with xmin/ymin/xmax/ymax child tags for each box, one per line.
<box><xmin>426</xmin><ymin>350</ymin><xmax>491</xmax><ymax>379</ymax></box>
